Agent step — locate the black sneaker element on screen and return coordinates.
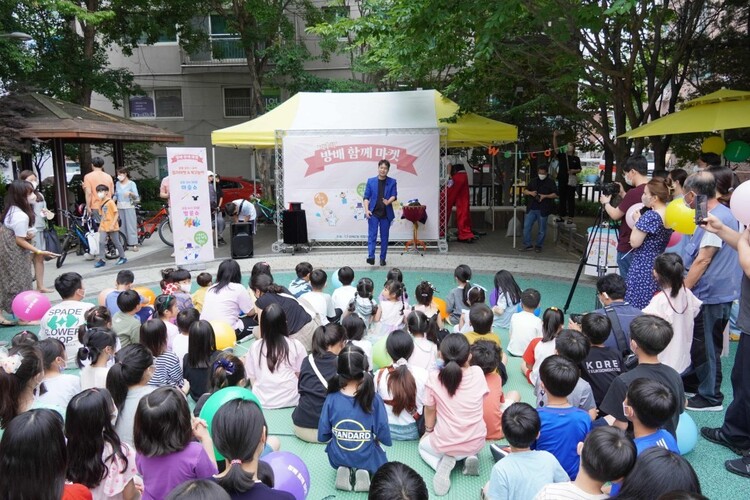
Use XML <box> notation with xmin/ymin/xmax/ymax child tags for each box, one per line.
<box><xmin>726</xmin><ymin>457</ymin><xmax>750</xmax><ymax>478</ymax></box>
<box><xmin>686</xmin><ymin>395</ymin><xmax>723</xmax><ymax>412</ymax></box>
<box><xmin>701</xmin><ymin>427</ymin><xmax>750</xmax><ymax>455</ymax></box>
<box><xmin>490</xmin><ymin>443</ymin><xmax>510</xmax><ymax>462</ymax></box>
<box><xmin>380</xmin><ymin>259</ymin><xmax>386</xmax><ymax>266</ymax></box>
<box><xmin>518</xmin><ymin>246</ymin><xmax>533</xmax><ymax>252</ymax></box>
<box><xmin>366</xmin><ymin>257</ymin><xmax>375</xmax><ymax>265</ymax></box>
<box><xmin>534</xmin><ymin>246</ymin><xmax>542</xmax><ymax>253</ymax></box>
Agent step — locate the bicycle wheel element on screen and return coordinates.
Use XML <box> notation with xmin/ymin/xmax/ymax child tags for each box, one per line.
<box><xmin>56</xmin><ymin>234</ymin><xmax>72</xmax><ymax>268</ymax></box>
<box><xmin>158</xmin><ymin>218</ymin><xmax>174</xmax><ymax>247</ymax></box>
<box><xmin>105</xmin><ymin>232</ymin><xmax>127</xmax><ymax>260</ymax></box>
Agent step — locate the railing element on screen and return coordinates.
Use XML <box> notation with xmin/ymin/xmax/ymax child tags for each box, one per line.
<box><xmin>182</xmin><ymin>36</ymin><xmax>247</xmax><ymax>65</ymax></box>
<box><xmin>468</xmin><ymin>183</ymin><xmax>602</xmax><ymax>207</ymax></box>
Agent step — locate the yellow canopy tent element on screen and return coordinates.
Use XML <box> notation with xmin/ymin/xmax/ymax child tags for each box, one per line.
<box><xmin>621</xmin><ymin>89</ymin><xmax>750</xmax><ymax>138</ymax></box>
<box><xmin>211</xmin><ymin>90</ymin><xmax>518</xmax><ymax>147</ymax></box>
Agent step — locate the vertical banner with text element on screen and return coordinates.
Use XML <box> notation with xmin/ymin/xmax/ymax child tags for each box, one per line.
<box><xmin>166</xmin><ymin>147</ymin><xmax>215</xmax><ymax>265</ymax></box>
<box><xmin>282</xmin><ymin>134</ymin><xmax>440</xmax><ymax>241</ymax></box>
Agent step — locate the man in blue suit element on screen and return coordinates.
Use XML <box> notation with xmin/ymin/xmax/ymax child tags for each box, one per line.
<box><xmin>364</xmin><ymin>159</ymin><xmax>398</xmax><ymax>266</ymax></box>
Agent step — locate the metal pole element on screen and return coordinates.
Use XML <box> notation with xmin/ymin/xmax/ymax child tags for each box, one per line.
<box><xmin>513</xmin><ymin>143</ymin><xmax>518</xmax><ymax>249</ymax></box>
<box><xmin>212</xmin><ymin>147</ymin><xmax>218</xmax><ymax>248</ymax></box>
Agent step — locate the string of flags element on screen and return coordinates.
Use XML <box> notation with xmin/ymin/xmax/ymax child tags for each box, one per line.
<box><xmin>487</xmin><ymin>145</ymin><xmax>570</xmax><ymax>159</ymax></box>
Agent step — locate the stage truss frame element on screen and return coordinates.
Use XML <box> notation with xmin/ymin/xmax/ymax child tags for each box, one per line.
<box><xmin>272</xmin><ymin>128</ymin><xmax>448</xmax><ymax>254</ymax></box>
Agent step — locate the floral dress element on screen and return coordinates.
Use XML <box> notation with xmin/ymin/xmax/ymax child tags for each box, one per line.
<box><xmin>625</xmin><ymin>210</ymin><xmax>673</xmax><ymax>309</ymax></box>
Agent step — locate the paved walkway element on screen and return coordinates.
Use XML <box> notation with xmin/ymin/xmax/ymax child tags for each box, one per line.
<box><xmin>50</xmin><ymin>219</ymin><xmax>595</xmax><ymax>299</ymax></box>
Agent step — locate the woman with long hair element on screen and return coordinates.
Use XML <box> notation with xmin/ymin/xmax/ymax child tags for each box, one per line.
<box><xmin>114</xmin><ymin>168</ymin><xmax>140</xmax><ymax>251</ymax></box>
<box><xmin>644</xmin><ymin>253</ymin><xmax>702</xmax><ymax>373</ymax></box>
<box><xmin>625</xmin><ymin>177</ymin><xmax>674</xmax><ymax>309</ymax></box>
<box><xmin>20</xmin><ymin>170</ymin><xmax>55</xmax><ymax>292</ymax></box>
<box><xmin>245</xmin><ymin>303</ymin><xmax>306</xmax><ymax>408</ymax></box>
<box><xmin>200</xmin><ymin>259</ymin><xmax>255</xmax><ymax>339</ymax></box>
<box><xmin>0</xmin><ymin>180</ymin><xmax>58</xmax><ymax>325</ymax></box>
<box><xmin>66</xmin><ymin>388</ymin><xmax>139</xmax><ymax>499</ymax></box>
<box><xmin>0</xmin><ymin>409</ymin><xmax>91</xmax><ymax>499</ymax></box>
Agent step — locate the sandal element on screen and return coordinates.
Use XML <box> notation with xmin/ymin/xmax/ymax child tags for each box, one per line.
<box><xmin>0</xmin><ymin>318</ymin><xmax>18</xmax><ymax>327</ymax></box>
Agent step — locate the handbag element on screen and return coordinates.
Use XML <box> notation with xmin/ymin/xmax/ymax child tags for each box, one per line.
<box><xmin>605</xmin><ymin>305</ymin><xmax>638</xmax><ymax>371</ymax></box>
<box><xmin>85</xmin><ymin>230</ymin><xmax>99</xmax><ymax>255</ymax></box>
<box><xmin>42</xmin><ymin>226</ymin><xmax>61</xmax><ymax>261</ymax></box>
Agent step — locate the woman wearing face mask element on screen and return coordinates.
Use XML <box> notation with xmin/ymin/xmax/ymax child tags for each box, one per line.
<box><xmin>624</xmin><ymin>177</ymin><xmax>674</xmax><ymax>309</ymax></box>
<box><xmin>0</xmin><ymin>180</ymin><xmax>59</xmax><ymax>326</ymax></box>
<box><xmin>19</xmin><ymin>170</ymin><xmax>55</xmax><ymax>293</ymax></box>
<box><xmin>114</xmin><ymin>168</ymin><xmax>140</xmax><ymax>251</ymax></box>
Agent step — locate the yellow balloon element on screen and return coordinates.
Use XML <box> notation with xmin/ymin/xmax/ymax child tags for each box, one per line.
<box><xmin>664</xmin><ymin>199</ymin><xmax>696</xmax><ymax>235</ymax></box>
<box><xmin>433</xmin><ymin>297</ymin><xmax>449</xmax><ymax>320</ymax></box>
<box><xmin>133</xmin><ymin>286</ymin><xmax>156</xmax><ymax>307</ymax></box>
<box><xmin>209</xmin><ymin>320</ymin><xmax>237</xmax><ymax>350</ymax></box>
<box><xmin>701</xmin><ymin>136</ymin><xmax>726</xmax><ymax>155</ymax></box>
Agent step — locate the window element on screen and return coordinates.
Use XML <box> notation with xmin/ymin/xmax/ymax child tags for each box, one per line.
<box><xmin>224</xmin><ymin>87</ymin><xmax>282</xmax><ymax>116</ymax></box>
<box><xmin>157</xmin><ymin>157</ymin><xmax>168</xmax><ymax>179</ymax></box>
<box><xmin>219</xmin><ymin>179</ymin><xmax>241</xmax><ymax>190</ymax></box>
<box><xmin>224</xmin><ymin>88</ymin><xmax>252</xmax><ymax>117</ymax></box>
<box><xmin>138</xmin><ymin>26</ymin><xmax>177</xmax><ymax>45</ymax></box>
<box><xmin>129</xmin><ymin>89</ymin><xmax>183</xmax><ymax>118</ymax></box>
<box><xmin>322</xmin><ymin>5</ymin><xmax>350</xmax><ymax>40</ymax></box>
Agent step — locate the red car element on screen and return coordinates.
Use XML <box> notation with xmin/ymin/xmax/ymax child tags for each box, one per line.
<box><xmin>218</xmin><ymin>176</ymin><xmax>263</xmax><ymax>209</ymax></box>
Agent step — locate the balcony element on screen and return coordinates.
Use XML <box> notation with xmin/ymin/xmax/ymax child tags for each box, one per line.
<box><xmin>182</xmin><ymin>36</ymin><xmax>247</xmax><ymax>66</ymax></box>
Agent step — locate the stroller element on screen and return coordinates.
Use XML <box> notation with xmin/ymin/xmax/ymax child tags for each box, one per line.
<box><xmin>56</xmin><ymin>206</ymin><xmax>126</xmax><ymax>268</ymax></box>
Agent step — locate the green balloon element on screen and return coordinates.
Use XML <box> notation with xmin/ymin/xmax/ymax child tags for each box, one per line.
<box><xmin>372</xmin><ymin>336</ymin><xmax>392</xmax><ymax>370</ymax></box>
<box><xmin>724</xmin><ymin>141</ymin><xmax>750</xmax><ymax>163</ymax></box>
<box><xmin>199</xmin><ymin>387</ymin><xmax>262</xmax><ymax>461</ymax></box>
<box><xmin>356</xmin><ymin>183</ymin><xmax>366</xmax><ymax>198</ymax></box>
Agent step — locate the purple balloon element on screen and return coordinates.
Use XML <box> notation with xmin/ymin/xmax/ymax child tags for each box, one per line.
<box><xmin>261</xmin><ymin>451</ymin><xmax>310</xmax><ymax>500</ymax></box>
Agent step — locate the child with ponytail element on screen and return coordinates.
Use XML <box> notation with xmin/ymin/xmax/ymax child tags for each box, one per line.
<box><xmin>211</xmin><ymin>399</ymin><xmax>293</xmax><ymax>499</ymax></box>
<box><xmin>0</xmin><ymin>345</ymin><xmax>52</xmax><ymax>432</ymax></box>
<box><xmin>456</xmin><ymin>284</ymin><xmax>486</xmax><ymax>334</ymax></box>
<box><xmin>37</xmin><ymin>338</ymin><xmax>80</xmax><ymax>410</ymax></box>
<box><xmin>373</xmin><ymin>279</ymin><xmax>406</xmax><ymax>342</ymax></box>
<box><xmin>346</xmin><ymin>277</ymin><xmax>381</xmax><ymax>330</ymax></box>
<box><xmin>78</xmin><ymin>327</ymin><xmax>118</xmax><ymax>390</ymax></box>
<box><xmin>318</xmin><ymin>344</ymin><xmax>391</xmax><ymax>492</ymax></box>
<box><xmin>413</xmin><ymin>281</ymin><xmax>443</xmax><ymax>328</ymax></box>
<box><xmin>375</xmin><ymin>329</ymin><xmax>428</xmax><ymax>440</ymax></box>
<box><xmin>522</xmin><ymin>307</ymin><xmax>565</xmax><ymax>385</ymax></box>
<box><xmin>643</xmin><ymin>253</ymin><xmax>702</xmax><ymax>373</ymax></box>
<box><xmin>490</xmin><ymin>270</ymin><xmax>523</xmax><ymax>332</ymax></box>
<box><xmin>406</xmin><ymin>311</ymin><xmax>439</xmax><ymax>371</ymax></box>
<box><xmin>419</xmin><ymin>334</ymin><xmax>488</xmax><ymax>496</ymax></box>
<box><xmin>193</xmin><ymin>352</ymin><xmax>247</xmax><ymax>416</ymax></box>
<box><xmin>107</xmin><ymin>344</ymin><xmax>155</xmax><ymax>446</ymax></box>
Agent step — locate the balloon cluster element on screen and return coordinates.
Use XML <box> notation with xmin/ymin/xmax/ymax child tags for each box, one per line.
<box><xmin>701</xmin><ymin>136</ymin><xmax>750</xmax><ymax>162</ymax></box>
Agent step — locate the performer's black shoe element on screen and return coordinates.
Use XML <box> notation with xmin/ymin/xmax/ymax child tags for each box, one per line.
<box><xmin>366</xmin><ymin>257</ymin><xmax>375</xmax><ymax>265</ymax></box>
<box><xmin>380</xmin><ymin>259</ymin><xmax>387</xmax><ymax>266</ymax></box>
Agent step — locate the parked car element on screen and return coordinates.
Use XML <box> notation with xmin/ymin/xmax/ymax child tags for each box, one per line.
<box><xmin>218</xmin><ymin>176</ymin><xmax>263</xmax><ymax>208</ymax></box>
<box><xmin>599</xmin><ymin>152</ymin><xmax>655</xmax><ymax>177</ymax></box>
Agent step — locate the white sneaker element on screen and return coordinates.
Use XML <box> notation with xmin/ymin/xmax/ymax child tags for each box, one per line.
<box><xmin>433</xmin><ymin>455</ymin><xmax>456</xmax><ymax>496</ymax></box>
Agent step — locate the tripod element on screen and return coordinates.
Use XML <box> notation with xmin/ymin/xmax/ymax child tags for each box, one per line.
<box><xmin>563</xmin><ymin>205</ymin><xmax>619</xmax><ymax>313</ymax></box>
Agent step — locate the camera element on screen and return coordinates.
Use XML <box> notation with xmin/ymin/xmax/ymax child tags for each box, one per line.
<box><xmin>569</xmin><ymin>313</ymin><xmax>583</xmax><ymax>324</ymax></box>
<box><xmin>601</xmin><ymin>182</ymin><xmax>620</xmax><ymax>197</ymax></box>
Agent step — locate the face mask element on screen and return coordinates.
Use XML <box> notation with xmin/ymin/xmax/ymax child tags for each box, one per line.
<box><xmin>97</xmin><ymin>192</ymin><xmax>106</xmax><ymax>199</ymax></box>
<box><xmin>624</xmin><ymin>173</ymin><xmax>634</xmax><ymax>186</ymax></box>
<box><xmin>692</xmin><ymin>165</ymin><xmax>702</xmax><ymax>173</ymax></box>
<box><xmin>435</xmin><ymin>358</ymin><xmax>445</xmax><ymax>370</ymax></box>
<box><xmin>30</xmin><ymin>181</ymin><xmax>38</xmax><ymax>189</ymax></box>
<box><xmin>110</xmin><ymin>407</ymin><xmax>119</xmax><ymax>426</ymax></box>
<box><xmin>180</xmin><ymin>283</ymin><xmax>191</xmax><ymax>293</ymax></box>
<box><xmin>27</xmin><ymin>194</ymin><xmax>37</xmax><ymax>203</ymax></box>
<box><xmin>58</xmin><ymin>361</ymin><xmax>66</xmax><ymax>372</ymax></box>
<box><xmin>538</xmin><ymin>174</ymin><xmax>547</xmax><ymax>180</ymax></box>
<box><xmin>117</xmin><ymin>175</ymin><xmax>125</xmax><ymax>181</ymax></box>
<box><xmin>641</xmin><ymin>194</ymin><xmax>651</xmax><ymax>205</ymax></box>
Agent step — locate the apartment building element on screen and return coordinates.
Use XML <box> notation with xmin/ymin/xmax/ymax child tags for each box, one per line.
<box><xmin>91</xmin><ymin>2</ymin><xmax>356</xmax><ymax>180</ymax></box>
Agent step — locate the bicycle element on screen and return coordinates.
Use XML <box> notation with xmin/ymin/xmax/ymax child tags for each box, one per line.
<box><xmin>56</xmin><ymin>210</ymin><xmax>126</xmax><ymax>268</ymax></box>
<box><xmin>136</xmin><ymin>204</ymin><xmax>173</xmax><ymax>247</ymax></box>
<box><xmin>253</xmin><ymin>198</ymin><xmax>282</xmax><ymax>225</ymax></box>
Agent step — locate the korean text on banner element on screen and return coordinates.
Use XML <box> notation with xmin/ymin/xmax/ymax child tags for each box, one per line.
<box><xmin>166</xmin><ymin>147</ymin><xmax>215</xmax><ymax>265</ymax></box>
<box><xmin>585</xmin><ymin>226</ymin><xmax>619</xmax><ymax>276</ymax></box>
<box><xmin>282</xmin><ymin>134</ymin><xmax>440</xmax><ymax>241</ymax></box>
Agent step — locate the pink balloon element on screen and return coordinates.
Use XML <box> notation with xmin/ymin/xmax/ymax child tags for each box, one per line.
<box><xmin>625</xmin><ymin>202</ymin><xmax>645</xmax><ymax>228</ymax></box>
<box><xmin>730</xmin><ymin>180</ymin><xmax>750</xmax><ymax>226</ymax></box>
<box><xmin>12</xmin><ymin>291</ymin><xmax>52</xmax><ymax>322</ymax></box>
<box><xmin>666</xmin><ymin>231</ymin><xmax>682</xmax><ymax>248</ymax></box>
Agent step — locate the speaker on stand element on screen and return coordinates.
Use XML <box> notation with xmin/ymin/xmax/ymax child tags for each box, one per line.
<box><xmin>230</xmin><ymin>222</ymin><xmax>254</xmax><ymax>259</ymax></box>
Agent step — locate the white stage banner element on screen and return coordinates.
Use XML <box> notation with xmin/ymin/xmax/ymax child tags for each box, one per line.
<box><xmin>166</xmin><ymin>147</ymin><xmax>215</xmax><ymax>265</ymax></box>
<box><xmin>584</xmin><ymin>226</ymin><xmax>619</xmax><ymax>276</ymax></box>
<box><xmin>282</xmin><ymin>134</ymin><xmax>440</xmax><ymax>241</ymax></box>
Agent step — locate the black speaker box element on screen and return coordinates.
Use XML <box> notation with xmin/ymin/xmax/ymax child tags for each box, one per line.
<box><xmin>230</xmin><ymin>222</ymin><xmax>254</xmax><ymax>259</ymax></box>
<box><xmin>282</xmin><ymin>210</ymin><xmax>308</xmax><ymax>245</ymax></box>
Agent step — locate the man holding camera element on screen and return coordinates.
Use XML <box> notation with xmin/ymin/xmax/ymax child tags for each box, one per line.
<box><xmin>520</xmin><ymin>164</ymin><xmax>558</xmax><ymax>252</ymax></box>
<box><xmin>599</xmin><ymin>155</ymin><xmax>649</xmax><ymax>279</ymax></box>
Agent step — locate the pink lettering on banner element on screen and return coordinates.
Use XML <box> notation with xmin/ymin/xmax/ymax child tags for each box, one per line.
<box><xmin>304</xmin><ymin>144</ymin><xmax>418</xmax><ymax>176</ymax></box>
<box><xmin>170</xmin><ymin>154</ymin><xmax>205</xmax><ymax>164</ymax></box>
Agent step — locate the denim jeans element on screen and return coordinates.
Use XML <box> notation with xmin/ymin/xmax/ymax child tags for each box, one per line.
<box><xmin>367</xmin><ymin>215</ymin><xmax>391</xmax><ymax>260</ymax></box>
<box><xmin>617</xmin><ymin>250</ymin><xmax>632</xmax><ymax>279</ymax></box>
<box><xmin>522</xmin><ymin>209</ymin><xmax>548</xmax><ymax>248</ymax></box>
<box><xmin>692</xmin><ymin>302</ymin><xmax>732</xmax><ymax>405</ymax></box>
